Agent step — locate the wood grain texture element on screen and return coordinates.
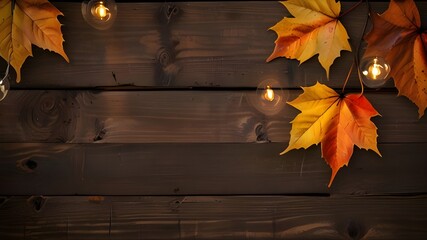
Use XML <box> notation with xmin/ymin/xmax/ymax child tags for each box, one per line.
<box><xmin>0</xmin><ymin>90</ymin><xmax>426</xmax><ymax>143</ymax></box>
<box><xmin>1</xmin><ymin>143</ymin><xmax>426</xmax><ymax>195</ymax></box>
<box><xmin>0</xmin><ymin>1</ymin><xmax>426</xmax><ymax>238</ymax></box>
<box><xmin>4</xmin><ymin>2</ymin><xmax>425</xmax><ymax>89</ymax></box>
<box><xmin>1</xmin><ymin>195</ymin><xmax>427</xmax><ymax>239</ymax></box>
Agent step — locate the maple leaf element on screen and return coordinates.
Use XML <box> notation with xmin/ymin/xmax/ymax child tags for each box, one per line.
<box><xmin>364</xmin><ymin>0</ymin><xmax>427</xmax><ymax>118</ymax></box>
<box><xmin>267</xmin><ymin>0</ymin><xmax>351</xmax><ymax>78</ymax></box>
<box><xmin>282</xmin><ymin>82</ymin><xmax>381</xmax><ymax>187</ymax></box>
<box><xmin>0</xmin><ymin>0</ymin><xmax>69</xmax><ymax>83</ymax></box>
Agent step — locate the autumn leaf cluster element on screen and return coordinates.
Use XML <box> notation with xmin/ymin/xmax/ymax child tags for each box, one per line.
<box><xmin>268</xmin><ymin>0</ymin><xmax>426</xmax><ymax>186</ymax></box>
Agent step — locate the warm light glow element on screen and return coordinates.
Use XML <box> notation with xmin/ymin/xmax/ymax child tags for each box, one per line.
<box><xmin>93</xmin><ymin>2</ymin><xmax>109</xmax><ymax>20</ymax></box>
<box><xmin>254</xmin><ymin>79</ymin><xmax>286</xmax><ymax>116</ymax></box>
<box><xmin>264</xmin><ymin>86</ymin><xmax>275</xmax><ymax>102</ymax></box>
<box><xmin>363</xmin><ymin>58</ymin><xmax>385</xmax><ymax>80</ymax></box>
<box><xmin>360</xmin><ymin>56</ymin><xmax>391</xmax><ymax>88</ymax></box>
<box><xmin>82</xmin><ymin>0</ymin><xmax>117</xmax><ymax>30</ymax></box>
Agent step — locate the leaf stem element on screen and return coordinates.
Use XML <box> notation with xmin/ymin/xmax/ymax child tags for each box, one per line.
<box><xmin>341</xmin><ymin>62</ymin><xmax>353</xmax><ymax>94</ymax></box>
<box><xmin>345</xmin><ymin>0</ymin><xmax>371</xmax><ymax>96</ymax></box>
<box><xmin>339</xmin><ymin>0</ymin><xmax>364</xmax><ymax>18</ymax></box>
<box><xmin>339</xmin><ymin>0</ymin><xmax>366</xmax><ymax>95</ymax></box>
<box><xmin>355</xmin><ymin>0</ymin><xmax>372</xmax><ymax>96</ymax></box>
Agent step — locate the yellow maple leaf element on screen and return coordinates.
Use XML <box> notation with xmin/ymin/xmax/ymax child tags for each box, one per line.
<box><xmin>282</xmin><ymin>82</ymin><xmax>381</xmax><ymax>187</ymax></box>
<box><xmin>0</xmin><ymin>0</ymin><xmax>69</xmax><ymax>83</ymax></box>
<box><xmin>267</xmin><ymin>0</ymin><xmax>351</xmax><ymax>78</ymax></box>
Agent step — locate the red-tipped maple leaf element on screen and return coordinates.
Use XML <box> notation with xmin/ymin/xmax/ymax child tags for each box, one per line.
<box><xmin>282</xmin><ymin>82</ymin><xmax>381</xmax><ymax>187</ymax></box>
<box><xmin>267</xmin><ymin>0</ymin><xmax>351</xmax><ymax>78</ymax></box>
<box><xmin>364</xmin><ymin>0</ymin><xmax>427</xmax><ymax>117</ymax></box>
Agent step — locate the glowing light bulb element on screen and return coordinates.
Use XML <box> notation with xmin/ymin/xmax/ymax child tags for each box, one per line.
<box><xmin>264</xmin><ymin>86</ymin><xmax>275</xmax><ymax>102</ymax></box>
<box><xmin>82</xmin><ymin>0</ymin><xmax>117</xmax><ymax>30</ymax></box>
<box><xmin>252</xmin><ymin>79</ymin><xmax>287</xmax><ymax>116</ymax></box>
<box><xmin>0</xmin><ymin>75</ymin><xmax>10</xmax><ymax>102</ymax></box>
<box><xmin>93</xmin><ymin>2</ymin><xmax>109</xmax><ymax>20</ymax></box>
<box><xmin>360</xmin><ymin>56</ymin><xmax>391</xmax><ymax>88</ymax></box>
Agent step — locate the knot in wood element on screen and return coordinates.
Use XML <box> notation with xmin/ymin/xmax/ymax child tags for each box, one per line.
<box><xmin>16</xmin><ymin>158</ymin><xmax>38</xmax><ymax>173</ymax></box>
<box><xmin>157</xmin><ymin>48</ymin><xmax>172</xmax><ymax>67</ymax></box>
<box><xmin>169</xmin><ymin>198</ymin><xmax>184</xmax><ymax>211</ymax></box>
<box><xmin>346</xmin><ymin>220</ymin><xmax>365</xmax><ymax>239</ymax></box>
<box><xmin>20</xmin><ymin>91</ymin><xmax>77</xmax><ymax>142</ymax></box>
<box><xmin>164</xmin><ymin>4</ymin><xmax>179</xmax><ymax>23</ymax></box>
<box><xmin>0</xmin><ymin>197</ymin><xmax>8</xmax><ymax>208</ymax></box>
<box><xmin>255</xmin><ymin>124</ymin><xmax>270</xmax><ymax>143</ymax></box>
<box><xmin>27</xmin><ymin>196</ymin><xmax>47</xmax><ymax>212</ymax></box>
<box><xmin>23</xmin><ymin>92</ymin><xmax>61</xmax><ymax>129</ymax></box>
<box><xmin>40</xmin><ymin>96</ymin><xmax>56</xmax><ymax>112</ymax></box>
<box><xmin>93</xmin><ymin>119</ymin><xmax>106</xmax><ymax>142</ymax></box>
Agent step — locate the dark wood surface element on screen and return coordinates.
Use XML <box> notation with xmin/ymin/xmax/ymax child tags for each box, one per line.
<box><xmin>1</xmin><ymin>1</ymin><xmax>427</xmax><ymax>239</ymax></box>
<box><xmin>0</xmin><ymin>90</ymin><xmax>425</xmax><ymax>143</ymax></box>
<box><xmin>0</xmin><ymin>143</ymin><xmax>427</xmax><ymax>195</ymax></box>
<box><xmin>1</xmin><ymin>195</ymin><xmax>427</xmax><ymax>239</ymax></box>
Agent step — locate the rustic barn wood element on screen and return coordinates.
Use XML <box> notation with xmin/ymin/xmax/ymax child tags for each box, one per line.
<box><xmin>1</xmin><ymin>195</ymin><xmax>427</xmax><ymax>239</ymax></box>
<box><xmin>0</xmin><ymin>90</ymin><xmax>426</xmax><ymax>143</ymax></box>
<box><xmin>1</xmin><ymin>1</ymin><xmax>427</xmax><ymax>238</ymax></box>
<box><xmin>5</xmin><ymin>1</ymin><xmax>425</xmax><ymax>89</ymax></box>
<box><xmin>0</xmin><ymin>143</ymin><xmax>426</xmax><ymax>195</ymax></box>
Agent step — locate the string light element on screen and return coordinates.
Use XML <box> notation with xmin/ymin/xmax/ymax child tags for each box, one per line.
<box><xmin>360</xmin><ymin>56</ymin><xmax>391</xmax><ymax>88</ymax></box>
<box><xmin>82</xmin><ymin>0</ymin><xmax>117</xmax><ymax>30</ymax></box>
<box><xmin>250</xmin><ymin>79</ymin><xmax>287</xmax><ymax>116</ymax></box>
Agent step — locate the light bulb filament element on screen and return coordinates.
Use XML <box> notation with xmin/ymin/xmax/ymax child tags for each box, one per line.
<box><xmin>362</xmin><ymin>57</ymin><xmax>390</xmax><ymax>81</ymax></box>
<box><xmin>370</xmin><ymin>64</ymin><xmax>381</xmax><ymax>79</ymax></box>
<box><xmin>369</xmin><ymin>58</ymin><xmax>382</xmax><ymax>80</ymax></box>
<box><xmin>93</xmin><ymin>1</ymin><xmax>110</xmax><ymax>20</ymax></box>
<box><xmin>264</xmin><ymin>86</ymin><xmax>275</xmax><ymax>102</ymax></box>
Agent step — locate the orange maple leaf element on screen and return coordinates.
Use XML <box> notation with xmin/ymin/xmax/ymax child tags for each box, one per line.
<box><xmin>282</xmin><ymin>82</ymin><xmax>381</xmax><ymax>187</ymax></box>
<box><xmin>0</xmin><ymin>0</ymin><xmax>69</xmax><ymax>83</ymax></box>
<box><xmin>363</xmin><ymin>0</ymin><xmax>427</xmax><ymax>118</ymax></box>
<box><xmin>267</xmin><ymin>0</ymin><xmax>351</xmax><ymax>78</ymax></box>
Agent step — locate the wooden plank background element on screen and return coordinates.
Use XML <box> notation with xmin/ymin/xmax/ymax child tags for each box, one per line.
<box><xmin>0</xmin><ymin>90</ymin><xmax>425</xmax><ymax>143</ymax></box>
<box><xmin>1</xmin><ymin>1</ymin><xmax>427</xmax><ymax>239</ymax></box>
<box><xmin>1</xmin><ymin>196</ymin><xmax>427</xmax><ymax>239</ymax></box>
<box><xmin>1</xmin><ymin>142</ymin><xmax>427</xmax><ymax>195</ymax></box>
<box><xmin>7</xmin><ymin>1</ymin><xmax>427</xmax><ymax>89</ymax></box>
